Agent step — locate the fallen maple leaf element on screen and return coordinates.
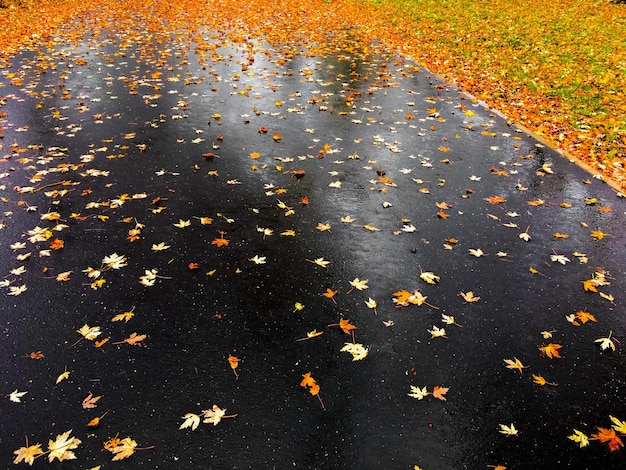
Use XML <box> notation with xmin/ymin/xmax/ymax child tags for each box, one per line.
<box><xmin>13</xmin><ymin>441</ymin><xmax>44</xmax><ymax>465</ymax></box>
<box><xmin>459</xmin><ymin>291</ymin><xmax>480</xmax><ymax>303</ymax></box>
<box><xmin>112</xmin><ymin>307</ymin><xmax>135</xmax><ymax>322</ymax></box>
<box><xmin>595</xmin><ymin>331</ymin><xmax>616</xmax><ymax>351</ymax></box>
<box><xmin>228</xmin><ymin>355</ymin><xmax>240</xmax><ymax>378</ymax></box>
<box><xmin>568</xmin><ymin>429</ymin><xmax>590</xmax><ymax>448</ymax></box>
<box><xmin>82</xmin><ymin>392</ymin><xmax>102</xmax><ymax>409</ymax></box>
<box><xmin>75</xmin><ymin>324</ymin><xmax>102</xmax><ymax>342</ymax></box>
<box><xmin>211</xmin><ymin>236</ymin><xmax>229</xmax><ymax>247</ymax></box>
<box><xmin>49</xmin><ymin>238</ymin><xmax>64</xmax><ymax>250</ymax></box>
<box><xmin>348</xmin><ymin>278</ymin><xmax>369</xmax><ymax>291</ymax></box>
<box><xmin>590</xmin><ymin>229</ymin><xmax>607</xmax><ymax>240</ymax></box>
<box><xmin>151</xmin><ymin>242</ymin><xmax>170</xmax><ymax>251</ymax></box>
<box><xmin>316</xmin><ymin>222</ymin><xmax>331</xmax><ymax>232</ymax></box>
<box><xmin>392</xmin><ymin>289</ymin><xmax>438</xmax><ymax>308</ymax></box>
<box><xmin>432</xmin><ymin>386</ymin><xmax>449</xmax><ymax>401</ymax></box>
<box><xmin>420</xmin><ymin>270</ymin><xmax>440</xmax><ymax>284</ymax></box>
<box><xmin>307</xmin><ymin>257</ymin><xmax>330</xmax><ymax>268</ymax></box>
<box><xmin>322</xmin><ymin>288</ymin><xmax>338</xmax><ymax>303</ymax></box>
<box><xmin>107</xmin><ymin>436</ymin><xmax>138</xmax><ymax>461</ymax></box>
<box><xmin>484</xmin><ymin>195</ymin><xmax>506</xmax><ymax>204</ymax></box>
<box><xmin>592</xmin><ymin>427</ymin><xmax>624</xmax><ymax>451</ymax></box>
<box><xmin>582</xmin><ymin>278</ymin><xmax>599</xmax><ymax>292</ymax></box>
<box><xmin>539</xmin><ymin>343</ymin><xmax>563</xmax><ymax>359</ymax></box>
<box><xmin>180</xmin><ymin>413</ymin><xmax>201</xmax><ymax>431</ymax></box>
<box><xmin>573</xmin><ymin>310</ymin><xmax>595</xmax><ymax>324</ymax></box>
<box><xmin>428</xmin><ymin>325</ymin><xmax>447</xmax><ymax>339</ymax></box>
<box><xmin>48</xmin><ymin>430</ymin><xmax>81</xmax><ymax>462</ymax></box>
<box><xmin>9</xmin><ymin>389</ymin><xmax>27</xmax><ymax>403</ymax></box>
<box><xmin>407</xmin><ymin>386</ymin><xmax>430</xmax><ymax>400</ymax></box>
<box><xmin>114</xmin><ymin>333</ymin><xmax>147</xmax><ymax>346</ymax></box>
<box><xmin>498</xmin><ymin>423</ymin><xmax>518</xmax><ymax>436</ymax></box>
<box><xmin>336</xmin><ymin>318</ymin><xmax>356</xmax><ymax>335</ymax></box>
<box><xmin>504</xmin><ymin>357</ymin><xmax>528</xmax><ymax>374</ymax></box>
<box><xmin>296</xmin><ymin>330</ymin><xmax>324</xmax><ymax>341</ymax></box>
<box><xmin>532</xmin><ymin>374</ymin><xmax>557</xmax><ymax>386</ymax></box>
<box><xmin>56</xmin><ymin>367</ymin><xmax>70</xmax><ymax>384</ymax></box>
<box><xmin>364</xmin><ymin>297</ymin><xmax>377</xmax><ymax>314</ymax></box>
<box><xmin>340</xmin><ymin>342</ymin><xmax>369</xmax><ymax>361</ymax></box>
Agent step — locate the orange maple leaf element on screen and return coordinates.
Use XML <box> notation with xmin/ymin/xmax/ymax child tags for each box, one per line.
<box><xmin>392</xmin><ymin>289</ymin><xmax>413</xmax><ymax>305</ymax></box>
<box><xmin>228</xmin><ymin>355</ymin><xmax>240</xmax><ymax>370</ymax></box>
<box><xmin>50</xmin><ymin>238</ymin><xmax>64</xmax><ymax>250</ymax></box>
<box><xmin>300</xmin><ymin>372</ymin><xmax>316</xmax><ymax>388</ymax></box>
<box><xmin>228</xmin><ymin>355</ymin><xmax>240</xmax><ymax>378</ymax></box>
<box><xmin>575</xmin><ymin>310</ymin><xmax>597</xmax><ymax>324</ymax></box>
<box><xmin>211</xmin><ymin>237</ymin><xmax>229</xmax><ymax>247</ymax></box>
<box><xmin>338</xmin><ymin>318</ymin><xmax>356</xmax><ymax>335</ymax></box>
<box><xmin>432</xmin><ymin>386</ymin><xmax>449</xmax><ymax>401</ymax></box>
<box><xmin>592</xmin><ymin>427</ymin><xmax>624</xmax><ymax>451</ymax></box>
<box><xmin>113</xmin><ymin>333</ymin><xmax>146</xmax><ymax>346</ymax></box>
<box><xmin>590</xmin><ymin>229</ymin><xmax>607</xmax><ymax>240</ymax></box>
<box><xmin>322</xmin><ymin>288</ymin><xmax>338</xmax><ymax>303</ymax></box>
<box><xmin>582</xmin><ymin>279</ymin><xmax>598</xmax><ymax>292</ymax></box>
<box><xmin>539</xmin><ymin>343</ymin><xmax>562</xmax><ymax>359</ymax></box>
<box><xmin>484</xmin><ymin>195</ymin><xmax>506</xmax><ymax>204</ymax></box>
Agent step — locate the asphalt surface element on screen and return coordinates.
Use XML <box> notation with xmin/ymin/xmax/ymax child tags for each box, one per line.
<box><xmin>1</xmin><ymin>14</ymin><xmax>626</xmax><ymax>470</ymax></box>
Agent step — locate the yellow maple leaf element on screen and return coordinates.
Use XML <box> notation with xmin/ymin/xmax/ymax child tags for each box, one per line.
<box><xmin>568</xmin><ymin>429</ymin><xmax>589</xmax><ymax>448</ymax></box>
<box><xmin>504</xmin><ymin>357</ymin><xmax>528</xmax><ymax>374</ymax></box>
<box><xmin>56</xmin><ymin>368</ymin><xmax>70</xmax><ymax>384</ymax></box>
<box><xmin>109</xmin><ymin>437</ymin><xmax>137</xmax><ymax>461</ymax></box>
<box><xmin>459</xmin><ymin>291</ymin><xmax>480</xmax><ymax>303</ymax></box>
<box><xmin>112</xmin><ymin>307</ymin><xmax>135</xmax><ymax>322</ymax></box>
<box><xmin>76</xmin><ymin>324</ymin><xmax>101</xmax><ymax>341</ymax></box>
<box><xmin>48</xmin><ymin>430</ymin><xmax>81</xmax><ymax>462</ymax></box>
<box><xmin>590</xmin><ymin>229</ymin><xmax>607</xmax><ymax>240</ymax></box>
<box><xmin>349</xmin><ymin>278</ymin><xmax>369</xmax><ymax>291</ymax></box>
<box><xmin>13</xmin><ymin>443</ymin><xmax>44</xmax><ymax>465</ymax></box>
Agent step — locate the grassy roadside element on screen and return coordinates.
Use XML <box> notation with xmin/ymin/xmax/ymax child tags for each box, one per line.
<box><xmin>357</xmin><ymin>0</ymin><xmax>626</xmax><ymax>187</ymax></box>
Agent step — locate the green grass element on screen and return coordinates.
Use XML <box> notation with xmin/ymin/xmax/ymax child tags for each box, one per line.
<box><xmin>360</xmin><ymin>0</ymin><xmax>626</xmax><ymax>164</ymax></box>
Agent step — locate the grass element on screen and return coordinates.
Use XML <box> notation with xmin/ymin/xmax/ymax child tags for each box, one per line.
<box><xmin>358</xmin><ymin>0</ymin><xmax>626</xmax><ymax>183</ymax></box>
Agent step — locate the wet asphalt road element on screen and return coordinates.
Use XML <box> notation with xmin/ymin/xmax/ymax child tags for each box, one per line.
<box><xmin>1</xmin><ymin>18</ymin><xmax>626</xmax><ymax>470</ymax></box>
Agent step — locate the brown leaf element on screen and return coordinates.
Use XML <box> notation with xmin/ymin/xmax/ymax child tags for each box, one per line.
<box><xmin>82</xmin><ymin>392</ymin><xmax>102</xmax><ymax>409</ymax></box>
